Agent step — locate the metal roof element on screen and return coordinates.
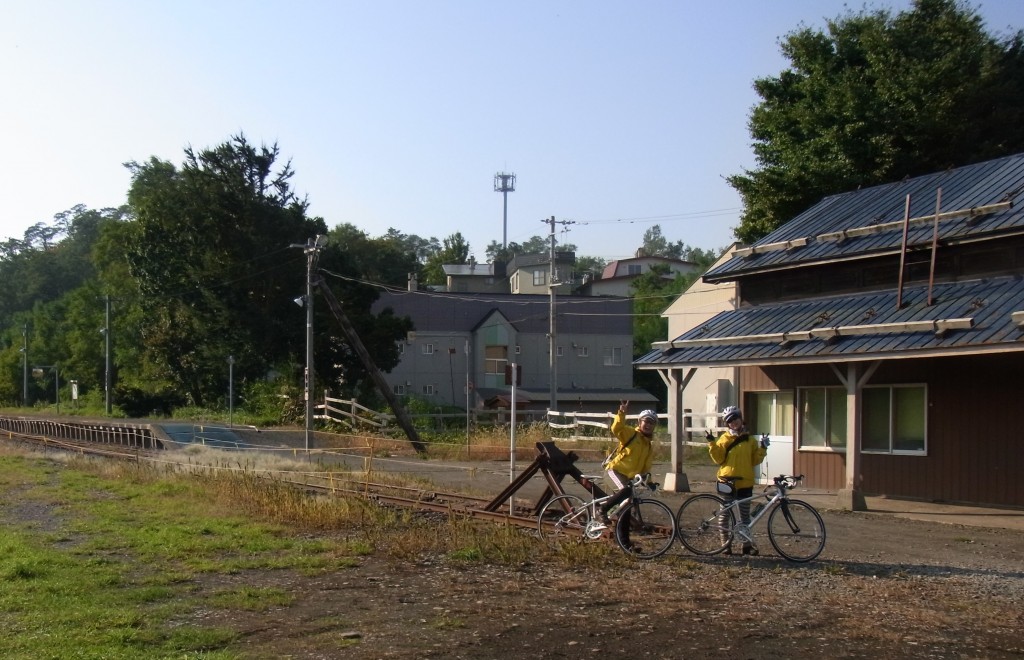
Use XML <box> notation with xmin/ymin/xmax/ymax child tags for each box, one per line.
<box><xmin>635</xmin><ymin>274</ymin><xmax>1024</xmax><ymax>368</ymax></box>
<box><xmin>372</xmin><ymin>290</ymin><xmax>633</xmax><ymax>336</ymax></box>
<box><xmin>705</xmin><ymin>153</ymin><xmax>1024</xmax><ymax>282</ymax></box>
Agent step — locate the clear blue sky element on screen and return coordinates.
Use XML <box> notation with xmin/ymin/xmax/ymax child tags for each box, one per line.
<box><xmin>3</xmin><ymin>1</ymin><xmax>1021</xmax><ymax>261</ymax></box>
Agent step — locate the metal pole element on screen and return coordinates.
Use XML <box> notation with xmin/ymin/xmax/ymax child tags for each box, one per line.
<box><xmin>305</xmin><ymin>242</ymin><xmax>314</xmax><ymax>453</ymax></box>
<box><xmin>547</xmin><ymin>217</ymin><xmax>557</xmax><ymax>413</ymax></box>
<box><xmin>465</xmin><ymin>339</ymin><xmax>470</xmax><ymax>444</ymax></box>
<box><xmin>21</xmin><ymin>324</ymin><xmax>28</xmax><ymax>406</ymax></box>
<box><xmin>104</xmin><ymin>295</ymin><xmax>111</xmax><ymax>415</ymax></box>
<box><xmin>228</xmin><ymin>355</ymin><xmax>235</xmax><ymax>428</ymax></box>
<box><xmin>55</xmin><ymin>366</ymin><xmax>60</xmax><ymax>415</ymax></box>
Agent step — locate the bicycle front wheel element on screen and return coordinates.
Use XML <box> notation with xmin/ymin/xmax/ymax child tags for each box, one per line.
<box><xmin>613</xmin><ymin>499</ymin><xmax>677</xmax><ymax>560</ymax></box>
<box><xmin>675</xmin><ymin>494</ymin><xmax>733</xmax><ymax>555</ymax></box>
<box><xmin>766</xmin><ymin>499</ymin><xmax>826</xmax><ymax>562</ymax></box>
<box><xmin>538</xmin><ymin>495</ymin><xmax>588</xmax><ymax>547</ymax></box>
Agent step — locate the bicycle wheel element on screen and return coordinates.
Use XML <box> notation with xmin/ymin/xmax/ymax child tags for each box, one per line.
<box><xmin>766</xmin><ymin>499</ymin><xmax>826</xmax><ymax>562</ymax></box>
<box><xmin>675</xmin><ymin>494</ymin><xmax>733</xmax><ymax>555</ymax></box>
<box><xmin>613</xmin><ymin>499</ymin><xmax>677</xmax><ymax>560</ymax></box>
<box><xmin>538</xmin><ymin>495</ymin><xmax>589</xmax><ymax>547</ymax></box>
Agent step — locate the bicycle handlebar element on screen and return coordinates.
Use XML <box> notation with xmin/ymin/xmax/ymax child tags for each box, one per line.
<box><xmin>771</xmin><ymin>474</ymin><xmax>804</xmax><ymax>490</ymax></box>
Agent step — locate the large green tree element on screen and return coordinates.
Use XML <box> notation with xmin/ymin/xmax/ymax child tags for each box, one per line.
<box><xmin>125</xmin><ymin>134</ymin><xmax>325</xmax><ymax>406</ymax></box>
<box><xmin>729</xmin><ymin>0</ymin><xmax>1024</xmax><ymax>243</ymax></box>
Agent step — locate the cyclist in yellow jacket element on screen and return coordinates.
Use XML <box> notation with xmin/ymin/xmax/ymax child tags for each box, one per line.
<box><xmin>598</xmin><ymin>401</ymin><xmax>656</xmax><ymax>552</ymax></box>
<box><xmin>708</xmin><ymin>405</ymin><xmax>768</xmax><ymax>555</ymax></box>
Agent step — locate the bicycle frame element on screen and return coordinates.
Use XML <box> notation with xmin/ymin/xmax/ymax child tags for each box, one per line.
<box><xmin>715</xmin><ymin>485</ymin><xmax>786</xmax><ymax>544</ymax></box>
<box><xmin>675</xmin><ymin>474</ymin><xmax>827</xmax><ymax>562</ymax></box>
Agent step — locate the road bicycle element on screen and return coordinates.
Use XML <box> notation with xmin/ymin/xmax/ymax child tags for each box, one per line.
<box><xmin>537</xmin><ymin>473</ymin><xmax>677</xmax><ymax>560</ymax></box>
<box><xmin>675</xmin><ymin>474</ymin><xmax>826</xmax><ymax>562</ymax></box>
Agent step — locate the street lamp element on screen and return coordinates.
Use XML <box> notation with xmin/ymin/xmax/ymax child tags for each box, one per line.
<box><xmin>227</xmin><ymin>355</ymin><xmax>235</xmax><ymax>428</ymax></box>
<box><xmin>33</xmin><ymin>364</ymin><xmax>59</xmax><ymax>414</ymax></box>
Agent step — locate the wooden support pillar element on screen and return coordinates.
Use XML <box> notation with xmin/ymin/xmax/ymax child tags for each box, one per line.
<box><xmin>830</xmin><ymin>361</ymin><xmax>879</xmax><ymax>511</ymax></box>
<box><xmin>663</xmin><ymin>367</ymin><xmax>695</xmax><ymax>492</ymax></box>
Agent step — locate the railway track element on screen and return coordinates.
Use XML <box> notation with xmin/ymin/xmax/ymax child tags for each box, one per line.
<box><xmin>1</xmin><ymin>426</ymin><xmax>559</xmax><ymax>533</ymax></box>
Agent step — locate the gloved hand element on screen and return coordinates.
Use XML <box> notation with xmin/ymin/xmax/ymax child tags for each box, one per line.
<box><xmin>705</xmin><ymin>430</ymin><xmax>715</xmax><ymax>442</ymax></box>
<box><xmin>760</xmin><ymin>434</ymin><xmax>771</xmax><ymax>448</ymax></box>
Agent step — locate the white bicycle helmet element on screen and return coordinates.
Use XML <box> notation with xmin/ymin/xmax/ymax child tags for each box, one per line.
<box><xmin>638</xmin><ymin>409</ymin><xmax>658</xmax><ymax>423</ymax></box>
<box><xmin>721</xmin><ymin>406</ymin><xmax>743</xmax><ymax>424</ymax></box>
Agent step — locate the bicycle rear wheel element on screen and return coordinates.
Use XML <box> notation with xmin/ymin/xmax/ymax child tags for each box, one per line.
<box><xmin>675</xmin><ymin>494</ymin><xmax>733</xmax><ymax>555</ymax></box>
<box><xmin>766</xmin><ymin>499</ymin><xmax>826</xmax><ymax>562</ymax></box>
<box><xmin>537</xmin><ymin>495</ymin><xmax>589</xmax><ymax>547</ymax></box>
<box><xmin>613</xmin><ymin>499</ymin><xmax>676</xmax><ymax>560</ymax></box>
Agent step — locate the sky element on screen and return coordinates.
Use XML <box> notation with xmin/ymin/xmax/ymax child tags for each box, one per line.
<box><xmin>3</xmin><ymin>1</ymin><xmax>1022</xmax><ymax>263</ymax></box>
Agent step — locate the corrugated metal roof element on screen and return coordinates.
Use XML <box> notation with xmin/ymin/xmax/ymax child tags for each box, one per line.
<box><xmin>372</xmin><ymin>290</ymin><xmax>633</xmax><ymax>336</ymax></box>
<box><xmin>635</xmin><ymin>275</ymin><xmax>1024</xmax><ymax>368</ymax></box>
<box><xmin>705</xmin><ymin>153</ymin><xmax>1024</xmax><ymax>282</ymax></box>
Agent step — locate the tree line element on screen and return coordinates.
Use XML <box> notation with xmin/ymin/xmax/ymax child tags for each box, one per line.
<box><xmin>0</xmin><ymin>136</ymin><xmax>712</xmax><ymax>419</ymax></box>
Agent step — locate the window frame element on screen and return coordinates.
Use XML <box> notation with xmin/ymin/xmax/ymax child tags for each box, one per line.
<box><xmin>797</xmin><ymin>385</ymin><xmax>847</xmax><ymax>451</ymax></box>
<box><xmin>861</xmin><ymin>384</ymin><xmax>927</xmax><ymax>455</ymax></box>
<box><xmin>603</xmin><ymin>346</ymin><xmax>622</xmax><ymax>366</ymax></box>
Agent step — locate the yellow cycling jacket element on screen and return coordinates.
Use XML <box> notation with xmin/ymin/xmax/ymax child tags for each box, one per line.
<box><xmin>605</xmin><ymin>411</ymin><xmax>654</xmax><ymax>478</ymax></box>
<box><xmin>709</xmin><ymin>431</ymin><xmax>767</xmax><ymax>489</ymax></box>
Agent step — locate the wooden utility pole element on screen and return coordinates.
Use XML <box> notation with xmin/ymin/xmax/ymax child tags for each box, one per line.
<box><xmin>315</xmin><ymin>277</ymin><xmax>427</xmax><ymax>454</ymax></box>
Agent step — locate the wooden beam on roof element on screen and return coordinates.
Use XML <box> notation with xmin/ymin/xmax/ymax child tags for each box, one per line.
<box><xmin>732</xmin><ymin>237</ymin><xmax>809</xmax><ymax>259</ymax></box>
<box><xmin>816</xmin><ymin>201</ymin><xmax>1012</xmax><ymax>243</ymax></box>
<box><xmin>655</xmin><ymin>317</ymin><xmax>973</xmax><ymax>351</ymax></box>
<box><xmin>1012</xmin><ymin>311</ymin><xmax>1024</xmax><ymax>327</ymax></box>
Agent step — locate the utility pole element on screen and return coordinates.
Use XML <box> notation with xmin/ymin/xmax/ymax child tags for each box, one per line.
<box><xmin>21</xmin><ymin>324</ymin><xmax>28</xmax><ymax>407</ymax></box>
<box><xmin>290</xmin><ymin>235</ymin><xmax>327</xmax><ymax>453</ymax></box>
<box><xmin>542</xmin><ymin>215</ymin><xmax>574</xmax><ymax>412</ymax></box>
<box><xmin>103</xmin><ymin>295</ymin><xmax>112</xmax><ymax>415</ymax></box>
<box><xmin>494</xmin><ymin>172</ymin><xmax>516</xmax><ymax>251</ymax></box>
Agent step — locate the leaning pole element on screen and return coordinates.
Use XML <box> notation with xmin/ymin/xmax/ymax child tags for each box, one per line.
<box><xmin>315</xmin><ymin>277</ymin><xmax>427</xmax><ymax>454</ymax></box>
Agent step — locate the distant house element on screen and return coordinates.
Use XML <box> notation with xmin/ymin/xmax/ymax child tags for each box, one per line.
<box><xmin>372</xmin><ymin>285</ymin><xmax>655</xmax><ymax>413</ymax></box>
<box><xmin>443</xmin><ymin>261</ymin><xmax>509</xmax><ymax>293</ymax></box>
<box><xmin>578</xmin><ymin>250</ymin><xmax>700</xmax><ymax>297</ymax></box>
<box><xmin>637</xmin><ymin>153</ymin><xmax>1024</xmax><ymax>509</ymax></box>
<box><xmin>506</xmin><ymin>251</ymin><xmax>576</xmax><ymax>294</ymax></box>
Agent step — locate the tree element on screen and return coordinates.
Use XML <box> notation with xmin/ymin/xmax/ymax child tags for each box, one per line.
<box><xmin>729</xmin><ymin>0</ymin><xmax>1024</xmax><ymax>243</ymax></box>
<box><xmin>422</xmin><ymin>232</ymin><xmax>471</xmax><ymax>286</ymax></box>
<box><xmin>485</xmin><ymin>236</ymin><xmax>578</xmax><ymax>263</ymax></box>
<box><xmin>125</xmin><ymin>134</ymin><xmax>325</xmax><ymax>406</ymax></box>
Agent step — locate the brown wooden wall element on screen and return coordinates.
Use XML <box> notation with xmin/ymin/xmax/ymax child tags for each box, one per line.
<box><xmin>740</xmin><ymin>352</ymin><xmax>1024</xmax><ymax>508</ymax></box>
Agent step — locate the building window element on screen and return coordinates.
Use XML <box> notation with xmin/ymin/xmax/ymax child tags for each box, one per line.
<box><xmin>576</xmin><ymin>345</ymin><xmax>589</xmax><ymax>357</ymax></box>
<box><xmin>533</xmin><ymin>270</ymin><xmax>546</xmax><ymax>286</ymax></box>
<box><xmin>514</xmin><ymin>345</ymin><xmax>521</xmax><ymax>355</ymax></box>
<box><xmin>422</xmin><ymin>384</ymin><xmax>435</xmax><ymax>396</ymax></box>
<box><xmin>556</xmin><ymin>346</ymin><xmax>564</xmax><ymax>357</ymax></box>
<box><xmin>484</xmin><ymin>345</ymin><xmax>508</xmax><ymax>374</ymax></box>
<box><xmin>798</xmin><ymin>386</ymin><xmax>847</xmax><ymax>449</ymax></box>
<box><xmin>862</xmin><ymin>385</ymin><xmax>926</xmax><ymax>454</ymax></box>
<box><xmin>627</xmin><ymin>264</ymin><xmax>642</xmax><ymax>275</ymax></box>
<box><xmin>603</xmin><ymin>347</ymin><xmax>622</xmax><ymax>366</ymax></box>
<box><xmin>745</xmin><ymin>391</ymin><xmax>794</xmax><ymax>436</ymax></box>
<box><xmin>393</xmin><ymin>384</ymin><xmax>407</xmax><ymax>396</ymax></box>
<box><xmin>422</xmin><ymin>343</ymin><xmax>434</xmax><ymax>355</ymax></box>
<box><xmin>396</xmin><ymin>342</ymin><xmax>405</xmax><ymax>355</ymax></box>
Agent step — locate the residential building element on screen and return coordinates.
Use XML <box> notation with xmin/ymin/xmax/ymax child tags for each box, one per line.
<box><xmin>637</xmin><ymin>153</ymin><xmax>1024</xmax><ymax>508</ymax></box>
<box><xmin>443</xmin><ymin>261</ymin><xmax>509</xmax><ymax>294</ymax></box>
<box><xmin>578</xmin><ymin>250</ymin><xmax>700</xmax><ymax>297</ymax></box>
<box><xmin>660</xmin><ymin>244</ymin><xmax>742</xmax><ymax>429</ymax></box>
<box><xmin>372</xmin><ymin>287</ymin><xmax>656</xmax><ymax>413</ymax></box>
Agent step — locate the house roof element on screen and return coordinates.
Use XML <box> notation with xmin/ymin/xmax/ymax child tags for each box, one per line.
<box><xmin>704</xmin><ymin>153</ymin><xmax>1024</xmax><ymax>283</ymax></box>
<box><xmin>636</xmin><ymin>274</ymin><xmax>1024</xmax><ymax>368</ymax></box>
<box><xmin>373</xmin><ymin>290</ymin><xmax>633</xmax><ymax>335</ymax></box>
<box><xmin>600</xmin><ymin>255</ymin><xmax>696</xmax><ymax>280</ymax></box>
